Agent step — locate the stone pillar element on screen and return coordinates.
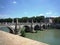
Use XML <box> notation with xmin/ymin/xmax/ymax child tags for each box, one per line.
<box><xmin>15</xmin><ymin>18</ymin><xmax>18</xmax><ymax>34</ymax></box>
<box><xmin>31</xmin><ymin>19</ymin><xmax>35</xmax><ymax>33</ymax></box>
<box><xmin>17</xmin><ymin>18</ymin><xmax>18</xmax><ymax>24</ymax></box>
<box><xmin>31</xmin><ymin>19</ymin><xmax>32</xmax><ymax>32</ymax></box>
<box><xmin>40</xmin><ymin>22</ymin><xmax>43</xmax><ymax>30</ymax></box>
<box><xmin>40</xmin><ymin>22</ymin><xmax>41</xmax><ymax>30</ymax></box>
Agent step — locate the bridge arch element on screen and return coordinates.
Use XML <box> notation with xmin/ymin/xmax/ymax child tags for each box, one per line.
<box><xmin>34</xmin><ymin>25</ymin><xmax>40</xmax><ymax>30</ymax></box>
<box><xmin>42</xmin><ymin>24</ymin><xmax>47</xmax><ymax>29</ymax></box>
<box><xmin>24</xmin><ymin>25</ymin><xmax>31</xmax><ymax>32</ymax></box>
<box><xmin>7</xmin><ymin>27</ymin><xmax>14</xmax><ymax>34</ymax></box>
<box><xmin>0</xmin><ymin>26</ymin><xmax>14</xmax><ymax>34</ymax></box>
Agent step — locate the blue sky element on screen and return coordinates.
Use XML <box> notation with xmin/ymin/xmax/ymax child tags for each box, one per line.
<box><xmin>0</xmin><ymin>0</ymin><xmax>60</xmax><ymax>18</ymax></box>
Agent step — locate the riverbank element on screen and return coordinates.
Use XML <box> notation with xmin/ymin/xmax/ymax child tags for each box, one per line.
<box><xmin>0</xmin><ymin>30</ymin><xmax>48</xmax><ymax>45</ymax></box>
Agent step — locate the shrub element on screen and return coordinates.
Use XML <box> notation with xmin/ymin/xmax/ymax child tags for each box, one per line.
<box><xmin>20</xmin><ymin>27</ymin><xmax>26</xmax><ymax>37</ymax></box>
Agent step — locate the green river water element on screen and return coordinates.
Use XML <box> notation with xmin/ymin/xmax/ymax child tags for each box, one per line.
<box><xmin>25</xmin><ymin>29</ymin><xmax>60</xmax><ymax>45</ymax></box>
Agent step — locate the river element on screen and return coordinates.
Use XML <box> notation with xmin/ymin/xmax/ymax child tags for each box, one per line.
<box><xmin>25</xmin><ymin>29</ymin><xmax>60</xmax><ymax>45</ymax></box>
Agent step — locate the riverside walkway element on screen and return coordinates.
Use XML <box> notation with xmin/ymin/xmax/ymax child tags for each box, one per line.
<box><xmin>0</xmin><ymin>30</ymin><xmax>48</xmax><ymax>45</ymax></box>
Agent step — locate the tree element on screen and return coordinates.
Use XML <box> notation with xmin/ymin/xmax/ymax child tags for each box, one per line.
<box><xmin>0</xmin><ymin>16</ymin><xmax>45</xmax><ymax>23</ymax></box>
<box><xmin>21</xmin><ymin>17</ymin><xmax>28</xmax><ymax>22</ymax></box>
<box><xmin>31</xmin><ymin>16</ymin><xmax>36</xmax><ymax>23</ymax></box>
<box><xmin>0</xmin><ymin>19</ymin><xmax>5</xmax><ymax>22</ymax></box>
<box><xmin>35</xmin><ymin>16</ymin><xmax>45</xmax><ymax>23</ymax></box>
<box><xmin>54</xmin><ymin>17</ymin><xmax>60</xmax><ymax>23</ymax></box>
<box><xmin>4</xmin><ymin>18</ymin><xmax>12</xmax><ymax>22</ymax></box>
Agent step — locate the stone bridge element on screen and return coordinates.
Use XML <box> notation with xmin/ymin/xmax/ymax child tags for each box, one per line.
<box><xmin>6</xmin><ymin>22</ymin><xmax>51</xmax><ymax>32</ymax></box>
<box><xmin>0</xmin><ymin>22</ymin><xmax>51</xmax><ymax>34</ymax></box>
<box><xmin>0</xmin><ymin>18</ymin><xmax>53</xmax><ymax>33</ymax></box>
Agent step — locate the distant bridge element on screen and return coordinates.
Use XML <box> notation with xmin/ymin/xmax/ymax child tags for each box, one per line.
<box><xmin>5</xmin><ymin>22</ymin><xmax>51</xmax><ymax>30</ymax></box>
<box><xmin>0</xmin><ymin>18</ymin><xmax>53</xmax><ymax>33</ymax></box>
<box><xmin>0</xmin><ymin>22</ymin><xmax>51</xmax><ymax>34</ymax></box>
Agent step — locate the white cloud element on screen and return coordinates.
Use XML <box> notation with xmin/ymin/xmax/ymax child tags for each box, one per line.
<box><xmin>13</xmin><ymin>1</ymin><xmax>17</xmax><ymax>4</ymax></box>
<box><xmin>50</xmin><ymin>15</ymin><xmax>59</xmax><ymax>17</ymax></box>
<box><xmin>0</xmin><ymin>14</ymin><xmax>6</xmax><ymax>18</ymax></box>
<box><xmin>0</xmin><ymin>14</ymin><xmax>11</xmax><ymax>18</ymax></box>
<box><xmin>38</xmin><ymin>11</ymin><xmax>59</xmax><ymax>17</ymax></box>
<box><xmin>45</xmin><ymin>11</ymin><xmax>59</xmax><ymax>17</ymax></box>
<box><xmin>46</xmin><ymin>12</ymin><xmax>52</xmax><ymax>15</ymax></box>
<box><xmin>40</xmin><ymin>14</ymin><xmax>44</xmax><ymax>15</ymax></box>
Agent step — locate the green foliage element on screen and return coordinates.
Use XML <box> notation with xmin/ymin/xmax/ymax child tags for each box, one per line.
<box><xmin>0</xmin><ymin>16</ymin><xmax>45</xmax><ymax>23</ymax></box>
<box><xmin>20</xmin><ymin>27</ymin><xmax>26</xmax><ymax>37</ymax></box>
<box><xmin>5</xmin><ymin>18</ymin><xmax>12</xmax><ymax>22</ymax></box>
<box><xmin>0</xmin><ymin>18</ymin><xmax>12</xmax><ymax>23</ymax></box>
<box><xmin>54</xmin><ymin>17</ymin><xmax>60</xmax><ymax>23</ymax></box>
<box><xmin>0</xmin><ymin>19</ymin><xmax>5</xmax><ymax>22</ymax></box>
<box><xmin>35</xmin><ymin>16</ymin><xmax>44</xmax><ymax>22</ymax></box>
<box><xmin>21</xmin><ymin>17</ymin><xmax>29</xmax><ymax>22</ymax></box>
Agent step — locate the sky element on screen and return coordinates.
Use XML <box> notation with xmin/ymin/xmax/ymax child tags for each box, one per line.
<box><xmin>0</xmin><ymin>0</ymin><xmax>60</xmax><ymax>18</ymax></box>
